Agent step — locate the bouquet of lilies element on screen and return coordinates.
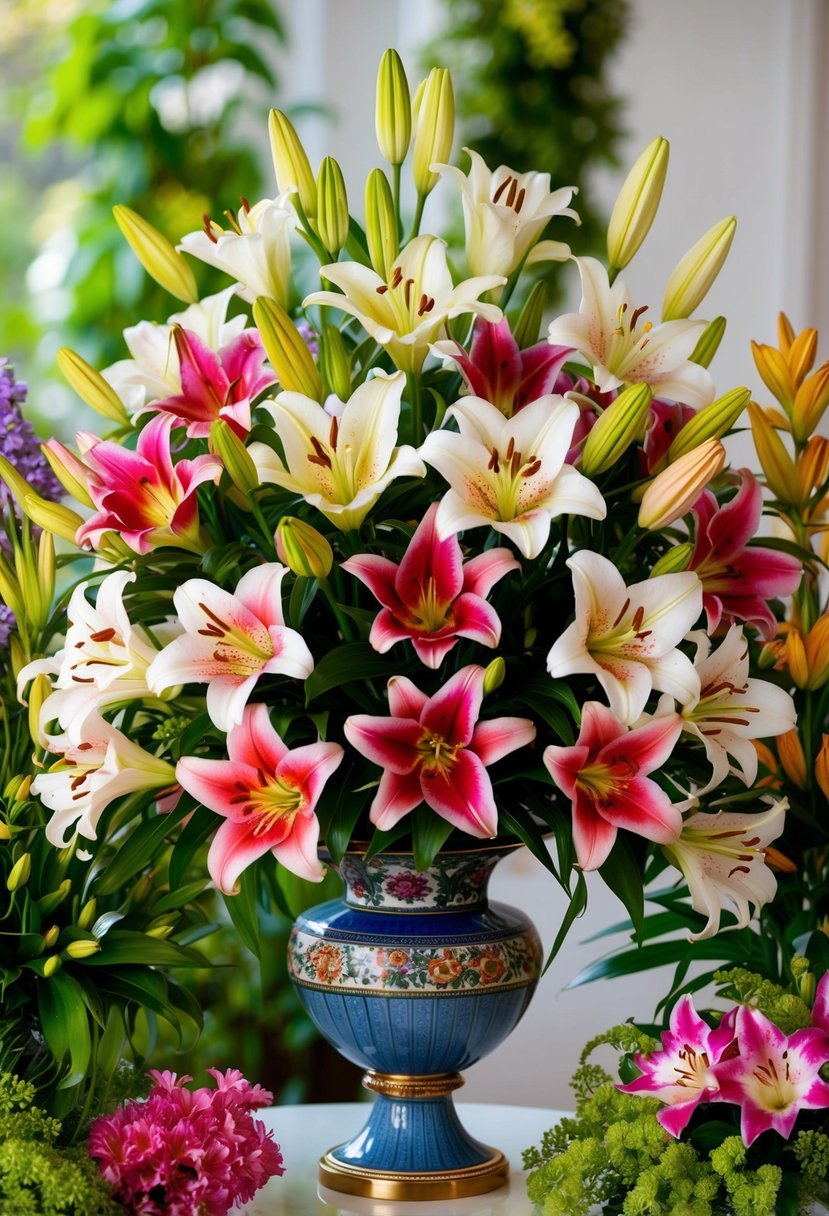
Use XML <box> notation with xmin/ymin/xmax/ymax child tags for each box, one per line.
<box><xmin>5</xmin><ymin>50</ymin><xmax>801</xmax><ymax>945</ymax></box>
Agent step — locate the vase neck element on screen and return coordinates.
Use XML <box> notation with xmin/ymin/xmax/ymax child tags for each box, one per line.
<box><xmin>336</xmin><ymin>849</ymin><xmax>513</xmax><ymax>912</ymax></box>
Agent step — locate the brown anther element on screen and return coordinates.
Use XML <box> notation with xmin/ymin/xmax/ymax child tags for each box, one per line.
<box><xmin>487</xmin><ymin>446</ymin><xmax>500</xmax><ymax>473</ymax></box>
<box><xmin>631</xmin><ymin>605</ymin><xmax>645</xmax><ymax>632</ymax></box>
<box><xmin>510</xmin><ymin>451</ymin><xmax>521</xmax><ymax>478</ymax></box>
<box><xmin>77</xmin><ymin>742</ymin><xmax>93</xmax><ymax>751</ymax></box>
<box><xmin>202</xmin><ymin>214</ymin><xmax>219</xmax><ymax>244</ymax></box>
<box><xmin>308</xmin><ymin>435</ymin><xmax>333</xmax><ymax>469</ymax></box>
<box><xmin>611</xmin><ymin>597</ymin><xmax>631</xmax><ymax>629</ymax></box>
<box><xmin>212</xmin><ymin>648</ymin><xmax>232</xmax><ymax>663</ymax></box>
<box><xmin>404</xmin><ymin>278</ymin><xmax>414</xmax><ymax>307</ymax></box>
<box><xmin>329</xmin><ymin>415</ymin><xmax>339</xmax><ymax>450</ymax></box>
<box><xmin>728</xmin><ymin>864</ymin><xmax>752</xmax><ymax>877</ymax></box>
<box><xmin>240</xmin><ymin>196</ymin><xmax>251</xmax><ymax>213</ymax></box>
<box><xmin>417</xmin><ymin>292</ymin><xmax>429</xmax><ymax>316</ymax></box>
<box><xmin>522</xmin><ymin>459</ymin><xmax>542</xmax><ymax>478</ymax></box>
<box><xmin>376</xmin><ymin>284</ymin><xmax>389</xmax><ymax>294</ymax></box>
<box><xmin>505</xmin><ymin>178</ymin><xmax>518</xmax><ymax>208</ymax></box>
<box><xmin>514</xmin><ymin>187</ymin><xmax>526</xmax><ymax>213</ymax></box>
<box><xmin>90</xmin><ymin>628</ymin><xmax>117</xmax><ymax>643</ymax></box>
<box><xmin>492</xmin><ymin>175</ymin><xmax>512</xmax><ymax>204</ymax></box>
<box><xmin>505</xmin><ymin>437</ymin><xmax>515</xmax><ymax>462</ymax></box>
<box><xmin>71</xmin><ymin>675</ymin><xmax>96</xmax><ymax>684</ymax></box>
<box><xmin>199</xmin><ymin>604</ymin><xmax>233</xmax><ymax>632</ymax></box>
<box><xmin>630</xmin><ymin>304</ymin><xmax>649</xmax><ymax>329</ymax></box>
<box><xmin>391</xmin><ymin>266</ymin><xmax>403</xmax><ymax>288</ymax></box>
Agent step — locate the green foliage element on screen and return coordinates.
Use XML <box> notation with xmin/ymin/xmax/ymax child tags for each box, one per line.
<box><xmin>791</xmin><ymin>1130</ymin><xmax>829</xmax><ymax>1204</ymax></box>
<box><xmin>713</xmin><ymin>963</ymin><xmax>812</xmax><ymax>1034</ymax></box>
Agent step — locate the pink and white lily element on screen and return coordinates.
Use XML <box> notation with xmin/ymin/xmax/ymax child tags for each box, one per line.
<box><xmin>179</xmin><ymin>194</ymin><xmax>295</xmax><ymax>308</ymax></box>
<box><xmin>75</xmin><ymin>414</ymin><xmax>221</xmax><ymax>555</ymax></box>
<box><xmin>543</xmin><ymin>701</ymin><xmax>683</xmax><ymax>871</ymax></box>
<box><xmin>420</xmin><ymin>395</ymin><xmax>606</xmax><ymax>560</ymax></box>
<box><xmin>147</xmin><ymin>564</ymin><xmax>314</xmax><ymax>732</ymax></box>
<box><xmin>433</xmin><ymin>316</ymin><xmax>572</xmax><ymax>418</ymax></box>
<box><xmin>547</xmin><ymin>551</ymin><xmax>702</xmax><ymax>725</ymax></box>
<box><xmin>433</xmin><ymin>147</ymin><xmax>577</xmax><ymax>280</ymax></box>
<box><xmin>342</xmin><ymin>504</ymin><xmax>518</xmax><ymax>668</ymax></box>
<box><xmin>662</xmin><ymin>801</ymin><xmax>787</xmax><ymax>941</ymax></box>
<box><xmin>689</xmin><ymin>471</ymin><xmax>802</xmax><ymax>639</ymax></box>
<box><xmin>547</xmin><ymin>258</ymin><xmax>715</xmax><ymax>407</ymax></box>
<box><xmin>344</xmin><ymin>665</ymin><xmax>536</xmax><ymax>838</ymax></box>
<box><xmin>176</xmin><ymin>703</ymin><xmax>343</xmax><ymax>893</ymax></box>
<box><xmin>249</xmin><ymin>371</ymin><xmax>425</xmax><ymax>531</ymax></box>
<box><xmin>660</xmin><ymin>624</ymin><xmax>796</xmax><ymax>791</ymax></box>
<box><xmin>303</xmin><ymin>235</ymin><xmax>504</xmax><ymax>374</ymax></box>
<box><xmin>618</xmin><ymin>994</ymin><xmax>737</xmax><ymax>1137</ymax></box>
<box><xmin>715</xmin><ymin>1004</ymin><xmax>829</xmax><ymax>1144</ymax></box>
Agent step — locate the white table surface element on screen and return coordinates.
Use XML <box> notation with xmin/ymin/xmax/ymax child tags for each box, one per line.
<box><xmin>246</xmin><ymin>1102</ymin><xmax>565</xmax><ymax>1215</ymax></box>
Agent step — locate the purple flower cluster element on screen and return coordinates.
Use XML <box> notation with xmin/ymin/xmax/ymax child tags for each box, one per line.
<box><xmin>0</xmin><ymin>359</ymin><xmax>63</xmax><ymax>510</ymax></box>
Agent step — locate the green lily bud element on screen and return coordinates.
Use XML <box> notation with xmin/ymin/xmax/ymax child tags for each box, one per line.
<box><xmin>364</xmin><ymin>169</ymin><xmax>398</xmax><ymax>280</ymax></box>
<box><xmin>77</xmin><ymin>898</ymin><xmax>97</xmax><ymax>931</ymax></box>
<box><xmin>0</xmin><ymin>821</ymin><xmax>9</xmax><ymax>842</ymax></box>
<box><xmin>56</xmin><ymin>348</ymin><xmax>131</xmax><ymax>426</ymax></box>
<box><xmin>319</xmin><ymin>326</ymin><xmax>352</xmax><ymax>401</ymax></box>
<box><xmin>276</xmin><ymin>516</ymin><xmax>334</xmax><ymax>580</ymax></box>
<box><xmin>797</xmin><ymin>968</ymin><xmax>816</xmax><ymax>1007</ymax></box>
<box><xmin>146</xmin><ymin>924</ymin><xmax>174</xmax><ymax>940</ymax></box>
<box><xmin>7</xmin><ymin>852</ymin><xmax>31</xmax><ymax>891</ymax></box>
<box><xmin>210</xmin><ymin>420</ymin><xmax>259</xmax><ymax>496</ymax></box>
<box><xmin>253</xmin><ymin>298</ymin><xmax>323</xmax><ymax>401</ymax></box>
<box><xmin>316</xmin><ymin>157</ymin><xmax>350</xmax><ymax>259</ymax></box>
<box><xmin>268</xmin><ymin>109</ymin><xmax>317</xmax><ymax>219</ymax></box>
<box><xmin>3</xmin><ymin>774</ymin><xmax>24</xmax><ymax>803</ymax></box>
<box><xmin>411</xmin><ymin>68</ymin><xmax>455</xmax><ymax>197</ymax></box>
<box><xmin>512</xmin><ymin>281</ymin><xmax>549</xmax><ymax>349</ymax></box>
<box><xmin>607</xmin><ymin>136</ymin><xmax>669</xmax><ymax>273</ymax></box>
<box><xmin>376</xmin><ymin>48</ymin><xmax>411</xmax><ymax>166</ymax></box>
<box><xmin>581</xmin><ymin>383</ymin><xmax>653</xmax><ymax>477</ymax></box>
<box><xmin>37</xmin><ymin>880</ymin><xmax>72</xmax><ymax>918</ymax></box>
<box><xmin>43</xmin><ymin>925</ymin><xmax>60</xmax><ymax>949</ymax></box>
<box><xmin>64</xmin><ymin>939</ymin><xmax>101</xmax><ymax>960</ymax></box>
<box><xmin>483</xmin><ymin>657</ymin><xmax>505</xmax><ymax>695</ymax></box>
<box><xmin>43</xmin><ymin>955</ymin><xmax>61</xmax><ymax>978</ymax></box>
<box><xmin>662</xmin><ymin>217</ymin><xmax>736</xmax><ymax>321</ymax></box>
<box><xmin>667</xmin><ymin>387</ymin><xmax>750</xmax><ymax>462</ymax></box>
<box><xmin>112</xmin><ymin>205</ymin><xmax>198</xmax><ymax>304</ymax></box>
<box><xmin>690</xmin><ymin>316</ymin><xmax>726</xmax><ymax>368</ymax></box>
<box><xmin>650</xmin><ymin>543</ymin><xmax>693</xmax><ymax>577</ymax></box>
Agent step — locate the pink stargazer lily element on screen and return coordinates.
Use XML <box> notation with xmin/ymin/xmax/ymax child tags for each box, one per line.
<box><xmin>342</xmin><ymin>504</ymin><xmax>519</xmax><ymax>668</ymax></box>
<box><xmin>715</xmin><ymin>1005</ymin><xmax>829</xmax><ymax>1144</ymax></box>
<box><xmin>147</xmin><ymin>325</ymin><xmax>276</xmax><ymax>439</ymax></box>
<box><xmin>76</xmin><ymin>414</ymin><xmax>221</xmax><ymax>555</ymax></box>
<box><xmin>177</xmin><ymin>704</ymin><xmax>343</xmax><ymax>892</ymax></box>
<box><xmin>147</xmin><ymin>564</ymin><xmax>314</xmax><ymax>732</ymax></box>
<box><xmin>812</xmin><ymin>973</ymin><xmax>829</xmax><ymax>1044</ymax></box>
<box><xmin>344</xmin><ymin>665</ymin><xmax>536</xmax><ymax>837</ymax></box>
<box><xmin>433</xmin><ymin>317</ymin><xmax>572</xmax><ymax>418</ymax></box>
<box><xmin>689</xmin><ymin>471</ymin><xmax>802</xmax><ymax>638</ymax></box>
<box><xmin>618</xmin><ymin>994</ymin><xmax>737</xmax><ymax>1137</ymax></box>
<box><xmin>543</xmin><ymin>701</ymin><xmax>683</xmax><ymax>871</ymax></box>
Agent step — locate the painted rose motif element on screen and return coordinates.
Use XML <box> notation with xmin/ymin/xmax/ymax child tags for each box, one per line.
<box><xmin>384</xmin><ymin>871</ymin><xmax>433</xmax><ymax>902</ymax></box>
<box><xmin>472</xmin><ymin>947</ymin><xmax>507</xmax><ymax>986</ymax></box>
<box><xmin>389</xmin><ymin>949</ymin><xmax>410</xmax><ymax>967</ymax></box>
<box><xmin>428</xmin><ymin>951</ymin><xmax>464</xmax><ymax>985</ymax></box>
<box><xmin>308</xmin><ymin>943</ymin><xmax>343</xmax><ymax>984</ymax></box>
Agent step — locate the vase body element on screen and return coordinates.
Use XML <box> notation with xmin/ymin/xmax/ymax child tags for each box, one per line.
<box><xmin>287</xmin><ymin>846</ymin><xmax>542</xmax><ymax>1200</ymax></box>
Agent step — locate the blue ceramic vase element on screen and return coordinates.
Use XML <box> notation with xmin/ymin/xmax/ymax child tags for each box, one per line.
<box><xmin>287</xmin><ymin>845</ymin><xmax>542</xmax><ymax>1200</ymax></box>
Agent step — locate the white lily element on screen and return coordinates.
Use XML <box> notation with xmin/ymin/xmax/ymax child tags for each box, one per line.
<box><xmin>658</xmin><ymin>624</ymin><xmax>797</xmax><ymax>792</ymax></box>
<box><xmin>303</xmin><ymin>235</ymin><xmax>504</xmax><ymax>373</ymax></box>
<box><xmin>433</xmin><ymin>147</ymin><xmax>578</xmax><ymax>279</ymax></box>
<box><xmin>249</xmin><ymin>370</ymin><xmax>426</xmax><ymax>531</ymax></box>
<box><xmin>547</xmin><ymin>550</ymin><xmax>702</xmax><ymax>725</ymax></box>
<box><xmin>18</xmin><ymin>571</ymin><xmax>170</xmax><ymax>744</ymax></box>
<box><xmin>663</xmin><ymin>801</ymin><xmax>787</xmax><ymax>941</ymax></box>
<box><xmin>420</xmin><ymin>394</ymin><xmax>605</xmax><ymax>559</ymax></box>
<box><xmin>101</xmin><ymin>287</ymin><xmax>247</xmax><ymax>413</ymax></box>
<box><xmin>32</xmin><ymin>714</ymin><xmax>177</xmax><ymax>847</ymax></box>
<box><xmin>179</xmin><ymin>194</ymin><xmax>294</xmax><ymax>308</ymax></box>
<box><xmin>547</xmin><ymin>257</ymin><xmax>715</xmax><ymax>407</ymax></box>
<box><xmin>147</xmin><ymin>563</ymin><xmax>314</xmax><ymax>732</ymax></box>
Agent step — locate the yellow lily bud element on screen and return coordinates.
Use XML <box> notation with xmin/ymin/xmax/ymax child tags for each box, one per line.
<box><xmin>667</xmin><ymin>387</ymin><xmax>750</xmax><ymax>461</ymax></box>
<box><xmin>777</xmin><ymin>729</ymin><xmax>807</xmax><ymax>789</ymax></box>
<box><xmin>799</xmin><ymin>436</ymin><xmax>829</xmax><ymax>502</ymax></box>
<box><xmin>785</xmin><ymin>630</ymin><xmax>809</xmax><ymax>689</ymax></box>
<box><xmin>411</xmin><ymin>67</ymin><xmax>455</xmax><ymax>197</ymax></box>
<box><xmin>316</xmin><ymin>157</ymin><xmax>350</xmax><ymax>258</ymax></box>
<box><xmin>37</xmin><ymin>531</ymin><xmax>55</xmax><ymax>617</ymax></box>
<box><xmin>513</xmin><ymin>281</ymin><xmax>549</xmax><ymax>349</ymax></box>
<box><xmin>751</xmin><ymin>341</ymin><xmax>796</xmax><ymax>413</ymax></box>
<box><xmin>16</xmin><ymin>775</ymin><xmax>31</xmax><ymax>803</ymax></box>
<box><xmin>0</xmin><ymin>552</ymin><xmax>23</xmax><ymax>620</ymax></box>
<box><xmin>23</xmin><ymin>496</ymin><xmax>84</xmax><ymax>546</ymax></box>
<box><xmin>376</xmin><ymin>48</ymin><xmax>411</xmax><ymax>166</ymax></box>
<box><xmin>146</xmin><ymin>924</ymin><xmax>174</xmax><ymax>940</ymax></box>
<box><xmin>483</xmin><ymin>656</ymin><xmax>506</xmax><ymax>696</ymax></box>
<box><xmin>43</xmin><ymin>955</ymin><xmax>61</xmax><ymax>978</ymax></box>
<box><xmin>690</xmin><ymin>316</ymin><xmax>726</xmax><ymax>368</ymax></box>
<box><xmin>77</xmin><ymin>898</ymin><xmax>97</xmax><ymax>931</ymax></box>
<box><xmin>748</xmin><ymin>402</ymin><xmax>800</xmax><ymax>503</ymax></box>
<box><xmin>778</xmin><ymin>311</ymin><xmax>796</xmax><ymax>354</ymax></box>
<box><xmin>56</xmin><ymin>348</ymin><xmax>131</xmax><ymax>426</ymax></box>
<box><xmin>268</xmin><ymin>109</ymin><xmax>317</xmax><ymax>219</ymax></box>
<box><xmin>606</xmin><ymin>136</ymin><xmax>669</xmax><ymax>273</ymax></box>
<box><xmin>41</xmin><ymin>440</ymin><xmax>93</xmax><ymax>507</ymax></box>
<box><xmin>364</xmin><ymin>168</ymin><xmax>398</xmax><ymax>279</ymax></box>
<box><xmin>275</xmin><ymin>516</ymin><xmax>334</xmax><ymax>579</ymax></box>
<box><xmin>0</xmin><ymin>821</ymin><xmax>10</xmax><ymax>842</ymax></box>
<box><xmin>64</xmin><ymin>938</ymin><xmax>101</xmax><ymax>959</ymax></box>
<box><xmin>581</xmin><ymin>383</ymin><xmax>653</xmax><ymax>476</ymax></box>
<box><xmin>638</xmin><ymin>437</ymin><xmax>725</xmax><ymax>529</ymax></box>
<box><xmin>650</xmin><ymin>542</ymin><xmax>693</xmax><ymax>577</ymax></box>
<box><xmin>8</xmin><ymin>635</ymin><xmax>26</xmax><ymax>681</ymax></box>
<box><xmin>36</xmin><ymin>880</ymin><xmax>72</xmax><ymax>919</ymax></box>
<box><xmin>253</xmin><ymin>297</ymin><xmax>323</xmax><ymax>401</ymax></box>
<box><xmin>793</xmin><ymin>363</ymin><xmax>829</xmax><ymax>442</ymax></box>
<box><xmin>817</xmin><ymin>735</ymin><xmax>829</xmax><ymax>803</ymax></box>
<box><xmin>27</xmin><ymin>673</ymin><xmax>52</xmax><ymax>751</ymax></box>
<box><xmin>43</xmin><ymin>925</ymin><xmax>60</xmax><ymax>949</ymax></box>
<box><xmin>112</xmin><ymin>205</ymin><xmax>198</xmax><ymax>304</ymax></box>
<box><xmin>7</xmin><ymin>852</ymin><xmax>31</xmax><ymax>891</ymax></box>
<box><xmin>662</xmin><ymin>217</ymin><xmax>736</xmax><ymax>321</ymax></box>
<box><xmin>788</xmin><ymin>327</ymin><xmax>817</xmax><ymax>387</ymax></box>
<box><xmin>210</xmin><ymin>420</ymin><xmax>259</xmax><ymax>496</ymax></box>
<box><xmin>319</xmin><ymin>326</ymin><xmax>352</xmax><ymax>402</ymax></box>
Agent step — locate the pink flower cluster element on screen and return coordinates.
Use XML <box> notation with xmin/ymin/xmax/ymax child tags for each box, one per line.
<box><xmin>88</xmin><ymin>1068</ymin><xmax>284</xmax><ymax>1216</ymax></box>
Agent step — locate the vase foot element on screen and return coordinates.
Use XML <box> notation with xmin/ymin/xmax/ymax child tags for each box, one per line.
<box><xmin>318</xmin><ymin>1148</ymin><xmax>510</xmax><ymax>1201</ymax></box>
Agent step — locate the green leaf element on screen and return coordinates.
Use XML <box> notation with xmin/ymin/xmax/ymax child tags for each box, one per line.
<box><xmin>363</xmin><ymin>820</ymin><xmax>412</xmax><ymax>861</ymax></box>
<box><xmin>86</xmin><ymin>930</ymin><xmax>208</xmax><ymax>967</ymax></box>
<box><xmin>412</xmin><ymin>808</ymin><xmax>454</xmax><ymax>871</ymax></box>
<box><xmin>305</xmin><ymin>642</ymin><xmax>401</xmax><ymax>701</ymax></box>
<box><xmin>498</xmin><ymin>808</ymin><xmax>561</xmax><ymax>886</ymax></box>
<box><xmin>37</xmin><ymin>971</ymin><xmax>91</xmax><ymax>1087</ymax></box>
<box><xmin>152</xmin><ymin>879</ymin><xmax>209</xmax><ymax>913</ymax></box>
<box><xmin>688</xmin><ymin>1120</ymin><xmax>739</xmax><ymax>1153</ymax></box>
<box><xmin>94</xmin><ymin>804</ymin><xmax>190</xmax><ymax>895</ymax></box>
<box><xmin>567</xmin><ymin>936</ymin><xmax>759</xmax><ymax>989</ymax></box>
<box><xmin>543</xmin><ymin>870</ymin><xmax>587</xmax><ymax>972</ymax></box>
<box><xmin>223</xmin><ymin>865</ymin><xmax>261</xmax><ymax>957</ymax></box>
<box><xmin>599</xmin><ymin>837</ymin><xmax>645</xmax><ymax>936</ymax></box>
<box><xmin>169</xmin><ymin>807</ymin><xmax>218</xmax><ymax>890</ymax></box>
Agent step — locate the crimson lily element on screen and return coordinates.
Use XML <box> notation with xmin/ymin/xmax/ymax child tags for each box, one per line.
<box><xmin>177</xmin><ymin>703</ymin><xmax>343</xmax><ymax>892</ymax></box>
<box><xmin>149</xmin><ymin>325</ymin><xmax>276</xmax><ymax>439</ymax></box>
<box><xmin>543</xmin><ymin>701</ymin><xmax>683</xmax><ymax>871</ymax></box>
<box><xmin>342</xmin><ymin>503</ymin><xmax>519</xmax><ymax>668</ymax></box>
<box><xmin>76</xmin><ymin>414</ymin><xmax>221</xmax><ymax>555</ymax></box>
<box><xmin>434</xmin><ymin>317</ymin><xmax>572</xmax><ymax>417</ymax></box>
<box><xmin>689</xmin><ymin>471</ymin><xmax>802</xmax><ymax>638</ymax></box>
<box><xmin>343</xmin><ymin>665</ymin><xmax>536</xmax><ymax>837</ymax></box>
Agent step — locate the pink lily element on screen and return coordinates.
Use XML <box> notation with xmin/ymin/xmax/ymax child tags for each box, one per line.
<box><xmin>812</xmin><ymin>973</ymin><xmax>829</xmax><ymax>1043</ymax></box>
<box><xmin>147</xmin><ymin>564</ymin><xmax>314</xmax><ymax>732</ymax></box>
<box><xmin>344</xmin><ymin>665</ymin><xmax>536</xmax><ymax>838</ymax></box>
<box><xmin>177</xmin><ymin>704</ymin><xmax>343</xmax><ymax>892</ymax></box>
<box><xmin>641</xmin><ymin>399</ymin><xmax>696</xmax><ymax>473</ymax></box>
<box><xmin>342</xmin><ymin>503</ymin><xmax>519</xmax><ymax>668</ymax></box>
<box><xmin>618</xmin><ymin>994</ymin><xmax>737</xmax><ymax>1136</ymax></box>
<box><xmin>689</xmin><ymin>471</ymin><xmax>802</xmax><ymax>638</ymax></box>
<box><xmin>543</xmin><ymin>701</ymin><xmax>683</xmax><ymax>871</ymax></box>
<box><xmin>433</xmin><ymin>317</ymin><xmax>572</xmax><ymax>418</ymax></box>
<box><xmin>715</xmin><ymin>1005</ymin><xmax>829</xmax><ymax>1144</ymax></box>
<box><xmin>148</xmin><ymin>325</ymin><xmax>276</xmax><ymax>439</ymax></box>
<box><xmin>76</xmin><ymin>414</ymin><xmax>221</xmax><ymax>555</ymax></box>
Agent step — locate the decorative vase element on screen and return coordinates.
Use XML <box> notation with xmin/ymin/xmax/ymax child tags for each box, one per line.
<box><xmin>287</xmin><ymin>844</ymin><xmax>542</xmax><ymax>1201</ymax></box>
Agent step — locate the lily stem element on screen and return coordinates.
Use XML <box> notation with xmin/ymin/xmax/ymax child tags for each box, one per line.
<box><xmin>407</xmin><ymin>372</ymin><xmax>423</xmax><ymax>443</ymax></box>
<box><xmin>409</xmin><ymin>192</ymin><xmax>426</xmax><ymax>242</ymax></box>
<box><xmin>320</xmin><ymin>577</ymin><xmax>355</xmax><ymax>642</ymax></box>
<box><xmin>392</xmin><ymin>162</ymin><xmax>402</xmax><ymax>234</ymax></box>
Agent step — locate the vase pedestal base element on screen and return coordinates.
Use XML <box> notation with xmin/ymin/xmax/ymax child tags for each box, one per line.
<box><xmin>319</xmin><ymin>1147</ymin><xmax>510</xmax><ymax>1201</ymax></box>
